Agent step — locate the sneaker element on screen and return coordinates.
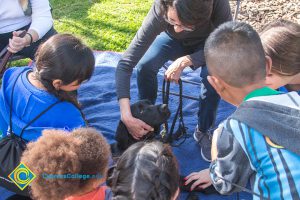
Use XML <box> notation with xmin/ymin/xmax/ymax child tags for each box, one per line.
<box><xmin>193</xmin><ymin>125</ymin><xmax>212</xmax><ymax>162</ymax></box>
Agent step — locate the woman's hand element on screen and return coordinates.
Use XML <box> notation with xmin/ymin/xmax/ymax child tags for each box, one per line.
<box><xmin>165</xmin><ymin>56</ymin><xmax>192</xmax><ymax>83</ymax></box>
<box><xmin>119</xmin><ymin>98</ymin><xmax>153</xmax><ymax>140</ymax></box>
<box><xmin>122</xmin><ymin>115</ymin><xmax>153</xmax><ymax>140</ymax></box>
<box><xmin>7</xmin><ymin>31</ymin><xmax>31</xmax><ymax>53</ymax></box>
<box><xmin>184</xmin><ymin>169</ymin><xmax>212</xmax><ymax>191</ymax></box>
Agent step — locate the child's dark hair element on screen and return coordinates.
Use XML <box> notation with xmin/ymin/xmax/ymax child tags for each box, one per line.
<box><xmin>260</xmin><ymin>19</ymin><xmax>300</xmax><ymax>76</ymax></box>
<box><xmin>34</xmin><ymin>33</ymin><xmax>95</xmax><ymax>106</ymax></box>
<box><xmin>204</xmin><ymin>21</ymin><xmax>266</xmax><ymax>87</ymax></box>
<box><xmin>109</xmin><ymin>141</ymin><xmax>179</xmax><ymax>200</ymax></box>
<box><xmin>160</xmin><ymin>0</ymin><xmax>213</xmax><ymax>26</ymax></box>
<box><xmin>21</xmin><ymin>128</ymin><xmax>110</xmax><ymax>200</ymax></box>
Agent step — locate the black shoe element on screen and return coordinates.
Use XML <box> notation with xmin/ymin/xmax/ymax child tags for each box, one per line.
<box><xmin>193</xmin><ymin>126</ymin><xmax>212</xmax><ymax>162</ymax></box>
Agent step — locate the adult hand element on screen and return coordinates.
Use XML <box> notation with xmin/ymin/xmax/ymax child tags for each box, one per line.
<box><xmin>184</xmin><ymin>169</ymin><xmax>212</xmax><ymax>191</ymax></box>
<box><xmin>119</xmin><ymin>98</ymin><xmax>153</xmax><ymax>140</ymax></box>
<box><xmin>7</xmin><ymin>31</ymin><xmax>31</xmax><ymax>53</ymax></box>
<box><xmin>165</xmin><ymin>56</ymin><xmax>192</xmax><ymax>84</ymax></box>
<box><xmin>122</xmin><ymin>115</ymin><xmax>154</xmax><ymax>140</ymax></box>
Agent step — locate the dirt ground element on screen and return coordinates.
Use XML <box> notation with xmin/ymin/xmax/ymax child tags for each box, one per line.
<box><xmin>229</xmin><ymin>0</ymin><xmax>300</xmax><ymax>31</ymax></box>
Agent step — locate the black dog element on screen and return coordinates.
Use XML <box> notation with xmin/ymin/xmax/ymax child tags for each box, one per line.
<box><xmin>115</xmin><ymin>100</ymin><xmax>170</xmax><ymax>151</ymax></box>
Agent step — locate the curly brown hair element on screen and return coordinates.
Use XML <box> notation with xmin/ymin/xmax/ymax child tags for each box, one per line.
<box><xmin>21</xmin><ymin>128</ymin><xmax>111</xmax><ymax>200</ymax></box>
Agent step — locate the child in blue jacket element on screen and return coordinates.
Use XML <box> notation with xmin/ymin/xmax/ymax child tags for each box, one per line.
<box><xmin>0</xmin><ymin>33</ymin><xmax>95</xmax><ymax>141</ymax></box>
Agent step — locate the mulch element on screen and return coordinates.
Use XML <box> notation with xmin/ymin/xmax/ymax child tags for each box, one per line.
<box><xmin>230</xmin><ymin>0</ymin><xmax>300</xmax><ymax>30</ymax></box>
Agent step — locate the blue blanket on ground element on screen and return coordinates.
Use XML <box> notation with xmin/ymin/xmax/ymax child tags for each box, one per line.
<box><xmin>0</xmin><ymin>51</ymin><xmax>251</xmax><ymax>200</ymax></box>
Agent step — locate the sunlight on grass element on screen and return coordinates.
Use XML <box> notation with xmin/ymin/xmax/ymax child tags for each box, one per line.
<box><xmin>9</xmin><ymin>0</ymin><xmax>152</xmax><ymax>66</ymax></box>
<box><xmin>51</xmin><ymin>0</ymin><xmax>152</xmax><ymax>51</ymax></box>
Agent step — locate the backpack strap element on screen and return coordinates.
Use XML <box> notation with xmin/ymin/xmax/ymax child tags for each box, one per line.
<box><xmin>9</xmin><ymin>70</ymin><xmax>61</xmax><ymax>140</ymax></box>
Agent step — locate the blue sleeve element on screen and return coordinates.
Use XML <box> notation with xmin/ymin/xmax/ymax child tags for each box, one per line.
<box><xmin>209</xmin><ymin>124</ymin><xmax>254</xmax><ymax>194</ymax></box>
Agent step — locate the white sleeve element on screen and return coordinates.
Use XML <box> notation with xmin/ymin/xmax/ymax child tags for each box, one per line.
<box><xmin>29</xmin><ymin>0</ymin><xmax>53</xmax><ymax>39</ymax></box>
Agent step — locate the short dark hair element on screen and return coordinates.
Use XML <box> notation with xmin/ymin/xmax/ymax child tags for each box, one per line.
<box><xmin>34</xmin><ymin>34</ymin><xmax>95</xmax><ymax>106</ymax></box>
<box><xmin>160</xmin><ymin>0</ymin><xmax>213</xmax><ymax>26</ymax></box>
<box><xmin>109</xmin><ymin>141</ymin><xmax>179</xmax><ymax>200</ymax></box>
<box><xmin>260</xmin><ymin>19</ymin><xmax>300</xmax><ymax>76</ymax></box>
<box><xmin>204</xmin><ymin>21</ymin><xmax>266</xmax><ymax>87</ymax></box>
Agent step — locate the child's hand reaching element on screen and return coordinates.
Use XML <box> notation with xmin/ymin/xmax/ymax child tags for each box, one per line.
<box><xmin>184</xmin><ymin>169</ymin><xmax>212</xmax><ymax>191</ymax></box>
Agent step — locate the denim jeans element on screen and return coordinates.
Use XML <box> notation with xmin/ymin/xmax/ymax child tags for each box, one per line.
<box><xmin>136</xmin><ymin>32</ymin><xmax>220</xmax><ymax>133</ymax></box>
<box><xmin>197</xmin><ymin>66</ymin><xmax>220</xmax><ymax>133</ymax></box>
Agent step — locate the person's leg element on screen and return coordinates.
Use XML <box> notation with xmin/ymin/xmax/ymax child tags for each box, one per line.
<box><xmin>194</xmin><ymin>66</ymin><xmax>220</xmax><ymax>161</ymax></box>
<box><xmin>18</xmin><ymin>26</ymin><xmax>57</xmax><ymax>59</ymax></box>
<box><xmin>197</xmin><ymin>66</ymin><xmax>220</xmax><ymax>133</ymax></box>
<box><xmin>136</xmin><ymin>32</ymin><xmax>185</xmax><ymax>104</ymax></box>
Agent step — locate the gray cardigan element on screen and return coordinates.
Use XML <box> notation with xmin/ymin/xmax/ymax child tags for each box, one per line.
<box><xmin>115</xmin><ymin>0</ymin><xmax>232</xmax><ymax>99</ymax></box>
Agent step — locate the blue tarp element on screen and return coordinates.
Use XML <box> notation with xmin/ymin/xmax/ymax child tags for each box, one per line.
<box><xmin>0</xmin><ymin>51</ymin><xmax>251</xmax><ymax>200</ymax></box>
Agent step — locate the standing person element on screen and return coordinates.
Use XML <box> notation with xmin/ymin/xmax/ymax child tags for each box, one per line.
<box><xmin>0</xmin><ymin>0</ymin><xmax>56</xmax><ymax>59</ymax></box>
<box><xmin>0</xmin><ymin>34</ymin><xmax>95</xmax><ymax>142</ymax></box>
<box><xmin>115</xmin><ymin>0</ymin><xmax>232</xmax><ymax>161</ymax></box>
<box><xmin>185</xmin><ymin>21</ymin><xmax>300</xmax><ymax>198</ymax></box>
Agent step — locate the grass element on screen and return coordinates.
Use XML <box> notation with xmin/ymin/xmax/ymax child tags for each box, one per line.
<box><xmin>51</xmin><ymin>0</ymin><xmax>152</xmax><ymax>51</ymax></box>
<box><xmin>11</xmin><ymin>0</ymin><xmax>152</xmax><ymax>66</ymax></box>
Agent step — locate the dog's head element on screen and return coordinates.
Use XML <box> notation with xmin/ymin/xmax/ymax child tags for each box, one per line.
<box><xmin>115</xmin><ymin>100</ymin><xmax>171</xmax><ymax>151</ymax></box>
<box><xmin>131</xmin><ymin>100</ymin><xmax>170</xmax><ymax>126</ymax></box>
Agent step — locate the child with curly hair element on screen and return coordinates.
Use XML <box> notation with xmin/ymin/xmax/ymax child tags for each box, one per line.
<box><xmin>21</xmin><ymin>128</ymin><xmax>112</xmax><ymax>200</ymax></box>
<box><xmin>108</xmin><ymin>141</ymin><xmax>179</xmax><ymax>200</ymax></box>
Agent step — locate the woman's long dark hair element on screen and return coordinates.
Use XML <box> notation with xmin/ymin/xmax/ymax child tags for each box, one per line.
<box><xmin>160</xmin><ymin>0</ymin><xmax>213</xmax><ymax>26</ymax></box>
<box><xmin>109</xmin><ymin>141</ymin><xmax>179</xmax><ymax>200</ymax></box>
<box><xmin>34</xmin><ymin>34</ymin><xmax>95</xmax><ymax>107</ymax></box>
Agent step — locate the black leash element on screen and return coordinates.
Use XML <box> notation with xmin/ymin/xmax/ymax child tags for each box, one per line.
<box><xmin>160</xmin><ymin>64</ymin><xmax>200</xmax><ymax>102</ymax></box>
<box><xmin>160</xmin><ymin>79</ymin><xmax>187</xmax><ymax>146</ymax></box>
